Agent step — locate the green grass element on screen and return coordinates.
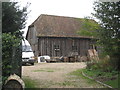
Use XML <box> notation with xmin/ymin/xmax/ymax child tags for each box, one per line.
<box><xmin>47</xmin><ymin>70</ymin><xmax>54</xmax><ymax>72</ymax></box>
<box><xmin>83</xmin><ymin>69</ymin><xmax>118</xmax><ymax>78</ymax></box>
<box><xmin>23</xmin><ymin>77</ymin><xmax>37</xmax><ymax>88</ymax></box>
<box><xmin>33</xmin><ymin>68</ymin><xmax>54</xmax><ymax>72</ymax></box>
<box><xmin>69</xmin><ymin>69</ymin><xmax>97</xmax><ymax>84</ymax></box>
<box><xmin>69</xmin><ymin>69</ymin><xmax>89</xmax><ymax>80</ymax></box>
<box><xmin>58</xmin><ymin>81</ymin><xmax>74</xmax><ymax>86</ymax></box>
<box><xmin>83</xmin><ymin>69</ymin><xmax>118</xmax><ymax>79</ymax></box>
<box><xmin>62</xmin><ymin>81</ymin><xmax>72</xmax><ymax>86</ymax></box>
<box><xmin>104</xmin><ymin>78</ymin><xmax>119</xmax><ymax>88</ymax></box>
<box><xmin>33</xmin><ymin>69</ymin><xmax>45</xmax><ymax>72</ymax></box>
<box><xmin>83</xmin><ymin>69</ymin><xmax>119</xmax><ymax>88</ymax></box>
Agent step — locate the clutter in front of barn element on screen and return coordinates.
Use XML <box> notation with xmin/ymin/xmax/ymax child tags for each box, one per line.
<box><xmin>37</xmin><ymin>49</ymin><xmax>99</xmax><ymax>63</ymax></box>
<box><xmin>88</xmin><ymin>49</ymin><xmax>99</xmax><ymax>61</ymax></box>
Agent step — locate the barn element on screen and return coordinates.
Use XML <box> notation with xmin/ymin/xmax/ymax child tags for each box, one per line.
<box><xmin>26</xmin><ymin>14</ymin><xmax>95</xmax><ymax>61</ymax></box>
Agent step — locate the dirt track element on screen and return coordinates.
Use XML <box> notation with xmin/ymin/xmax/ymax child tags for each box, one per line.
<box><xmin>22</xmin><ymin>62</ymin><xmax>105</xmax><ymax>88</ymax></box>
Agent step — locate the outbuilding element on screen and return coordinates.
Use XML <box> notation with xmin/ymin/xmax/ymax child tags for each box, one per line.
<box><xmin>26</xmin><ymin>14</ymin><xmax>95</xmax><ymax>61</ymax></box>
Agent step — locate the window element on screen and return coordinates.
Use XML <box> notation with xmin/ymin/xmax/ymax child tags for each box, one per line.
<box><xmin>54</xmin><ymin>45</ymin><xmax>60</xmax><ymax>56</ymax></box>
<box><xmin>22</xmin><ymin>45</ymin><xmax>32</xmax><ymax>52</ymax></box>
<box><xmin>54</xmin><ymin>45</ymin><xmax>60</xmax><ymax>51</ymax></box>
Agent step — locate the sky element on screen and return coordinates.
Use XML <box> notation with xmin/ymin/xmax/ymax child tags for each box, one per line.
<box><xmin>16</xmin><ymin>0</ymin><xmax>96</xmax><ymax>36</ymax></box>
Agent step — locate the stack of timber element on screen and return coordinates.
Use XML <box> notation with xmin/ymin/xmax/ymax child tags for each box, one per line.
<box><xmin>88</xmin><ymin>49</ymin><xmax>99</xmax><ymax>61</ymax></box>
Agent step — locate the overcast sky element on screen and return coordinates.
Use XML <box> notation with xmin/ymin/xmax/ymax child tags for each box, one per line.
<box><xmin>16</xmin><ymin>0</ymin><xmax>96</xmax><ymax>36</ymax></box>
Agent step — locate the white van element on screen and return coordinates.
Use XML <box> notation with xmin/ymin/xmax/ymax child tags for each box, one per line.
<box><xmin>22</xmin><ymin>39</ymin><xmax>35</xmax><ymax>65</ymax></box>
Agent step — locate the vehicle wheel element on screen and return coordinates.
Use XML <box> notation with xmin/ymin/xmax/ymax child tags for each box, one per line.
<box><xmin>31</xmin><ymin>63</ymin><xmax>34</xmax><ymax>65</ymax></box>
<box><xmin>22</xmin><ymin>63</ymin><xmax>26</xmax><ymax>66</ymax></box>
<box><xmin>46</xmin><ymin>60</ymin><xmax>49</xmax><ymax>63</ymax></box>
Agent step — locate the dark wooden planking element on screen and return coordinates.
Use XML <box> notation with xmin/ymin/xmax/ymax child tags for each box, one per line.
<box><xmin>37</xmin><ymin>37</ymin><xmax>92</xmax><ymax>57</ymax></box>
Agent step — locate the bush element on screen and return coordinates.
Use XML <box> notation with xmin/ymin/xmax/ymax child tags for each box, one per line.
<box><xmin>2</xmin><ymin>33</ymin><xmax>21</xmax><ymax>84</ymax></box>
<box><xmin>86</xmin><ymin>59</ymin><xmax>100</xmax><ymax>70</ymax></box>
<box><xmin>86</xmin><ymin>55</ymin><xmax>116</xmax><ymax>72</ymax></box>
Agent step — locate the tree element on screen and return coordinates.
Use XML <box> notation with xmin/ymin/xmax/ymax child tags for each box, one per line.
<box><xmin>2</xmin><ymin>2</ymin><xmax>29</xmax><ymax>34</ymax></box>
<box><xmin>77</xmin><ymin>17</ymin><xmax>100</xmax><ymax>38</ymax></box>
<box><xmin>2</xmin><ymin>2</ymin><xmax>30</xmax><ymax>86</ymax></box>
<box><xmin>93</xmin><ymin>1</ymin><xmax>120</xmax><ymax>70</ymax></box>
<box><xmin>2</xmin><ymin>33</ymin><xmax>21</xmax><ymax>84</ymax></box>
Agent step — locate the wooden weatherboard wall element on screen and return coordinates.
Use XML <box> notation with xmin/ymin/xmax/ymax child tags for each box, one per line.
<box><xmin>37</xmin><ymin>37</ymin><xmax>91</xmax><ymax>57</ymax></box>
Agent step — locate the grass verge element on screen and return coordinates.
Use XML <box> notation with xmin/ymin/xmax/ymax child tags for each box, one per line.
<box><xmin>104</xmin><ymin>78</ymin><xmax>119</xmax><ymax>88</ymax></box>
<box><xmin>83</xmin><ymin>69</ymin><xmax>119</xmax><ymax>88</ymax></box>
<box><xmin>23</xmin><ymin>77</ymin><xmax>37</xmax><ymax>88</ymax></box>
<box><xmin>57</xmin><ymin>80</ymin><xmax>74</xmax><ymax>87</ymax></box>
<box><xmin>69</xmin><ymin>69</ymin><xmax>102</xmax><ymax>85</ymax></box>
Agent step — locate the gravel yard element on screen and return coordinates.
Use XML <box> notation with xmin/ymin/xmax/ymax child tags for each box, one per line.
<box><xmin>22</xmin><ymin>62</ymin><xmax>105</xmax><ymax>88</ymax></box>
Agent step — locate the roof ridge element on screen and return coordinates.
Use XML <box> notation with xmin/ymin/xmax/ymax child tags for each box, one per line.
<box><xmin>40</xmin><ymin>14</ymin><xmax>81</xmax><ymax>19</ymax></box>
<box><xmin>30</xmin><ymin>14</ymin><xmax>84</xmax><ymax>26</ymax></box>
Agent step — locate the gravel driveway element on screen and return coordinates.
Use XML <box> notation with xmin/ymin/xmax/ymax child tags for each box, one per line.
<box><xmin>22</xmin><ymin>62</ymin><xmax>104</xmax><ymax>88</ymax></box>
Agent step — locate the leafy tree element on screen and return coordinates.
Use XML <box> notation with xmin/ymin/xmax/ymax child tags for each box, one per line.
<box><xmin>2</xmin><ymin>1</ymin><xmax>29</xmax><ymax>86</ymax></box>
<box><xmin>2</xmin><ymin>33</ymin><xmax>21</xmax><ymax>84</ymax></box>
<box><xmin>2</xmin><ymin>2</ymin><xmax>29</xmax><ymax>34</ymax></box>
<box><xmin>92</xmin><ymin>1</ymin><xmax>120</xmax><ymax>70</ymax></box>
<box><xmin>77</xmin><ymin>17</ymin><xmax>100</xmax><ymax>37</ymax></box>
